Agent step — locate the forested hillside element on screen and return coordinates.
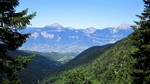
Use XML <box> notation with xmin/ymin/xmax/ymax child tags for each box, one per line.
<box><xmin>7</xmin><ymin>50</ymin><xmax>61</xmax><ymax>84</ymax></box>
<box><xmin>61</xmin><ymin>44</ymin><xmax>113</xmax><ymax>71</ymax></box>
<box><xmin>42</xmin><ymin>34</ymin><xmax>136</xmax><ymax>84</ymax></box>
<box><xmin>41</xmin><ymin>44</ymin><xmax>113</xmax><ymax>83</ymax></box>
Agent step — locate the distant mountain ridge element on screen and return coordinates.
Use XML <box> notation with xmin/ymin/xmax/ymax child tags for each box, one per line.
<box><xmin>20</xmin><ymin>23</ymin><xmax>133</xmax><ymax>53</ymax></box>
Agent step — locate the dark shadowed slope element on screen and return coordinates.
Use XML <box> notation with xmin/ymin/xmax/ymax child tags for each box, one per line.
<box><xmin>7</xmin><ymin>50</ymin><xmax>61</xmax><ymax>84</ymax></box>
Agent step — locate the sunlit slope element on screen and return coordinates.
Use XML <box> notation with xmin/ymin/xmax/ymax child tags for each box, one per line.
<box><xmin>61</xmin><ymin>44</ymin><xmax>113</xmax><ymax>70</ymax></box>
<box><xmin>42</xmin><ymin>34</ymin><xmax>136</xmax><ymax>84</ymax></box>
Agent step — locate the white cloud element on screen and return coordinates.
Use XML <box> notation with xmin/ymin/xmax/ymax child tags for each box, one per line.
<box><xmin>31</xmin><ymin>32</ymin><xmax>39</xmax><ymax>39</ymax></box>
<box><xmin>75</xmin><ymin>31</ymin><xmax>78</xmax><ymax>33</ymax></box>
<box><xmin>56</xmin><ymin>36</ymin><xmax>61</xmax><ymax>42</ymax></box>
<box><xmin>55</xmin><ymin>29</ymin><xmax>63</xmax><ymax>32</ymax></box>
<box><xmin>41</xmin><ymin>31</ymin><xmax>54</xmax><ymax>39</ymax></box>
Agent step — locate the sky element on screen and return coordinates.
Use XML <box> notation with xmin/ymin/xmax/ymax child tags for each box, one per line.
<box><xmin>16</xmin><ymin>0</ymin><xmax>144</xmax><ymax>29</ymax></box>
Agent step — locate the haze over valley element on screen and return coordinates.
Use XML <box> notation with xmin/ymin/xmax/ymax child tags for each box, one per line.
<box><xmin>20</xmin><ymin>23</ymin><xmax>133</xmax><ymax>53</ymax></box>
<box><xmin>1</xmin><ymin>0</ymin><xmax>149</xmax><ymax>84</ymax></box>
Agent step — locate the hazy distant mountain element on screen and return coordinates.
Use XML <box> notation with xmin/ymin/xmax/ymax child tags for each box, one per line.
<box><xmin>20</xmin><ymin>23</ymin><xmax>133</xmax><ymax>53</ymax></box>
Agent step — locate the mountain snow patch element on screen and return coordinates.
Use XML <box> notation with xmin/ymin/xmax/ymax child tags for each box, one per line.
<box><xmin>56</xmin><ymin>36</ymin><xmax>61</xmax><ymax>42</ymax></box>
<box><xmin>45</xmin><ymin>23</ymin><xmax>63</xmax><ymax>28</ymax></box>
<box><xmin>31</xmin><ymin>32</ymin><xmax>39</xmax><ymax>39</ymax></box>
<box><xmin>83</xmin><ymin>27</ymin><xmax>96</xmax><ymax>34</ymax></box>
<box><xmin>117</xmin><ymin>24</ymin><xmax>131</xmax><ymax>29</ymax></box>
<box><xmin>41</xmin><ymin>31</ymin><xmax>54</xmax><ymax>39</ymax></box>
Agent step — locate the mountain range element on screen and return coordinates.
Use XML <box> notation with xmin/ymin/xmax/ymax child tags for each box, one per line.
<box><xmin>19</xmin><ymin>23</ymin><xmax>133</xmax><ymax>53</ymax></box>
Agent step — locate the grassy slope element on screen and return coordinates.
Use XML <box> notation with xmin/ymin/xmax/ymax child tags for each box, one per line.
<box><xmin>42</xmin><ymin>34</ymin><xmax>136</xmax><ymax>84</ymax></box>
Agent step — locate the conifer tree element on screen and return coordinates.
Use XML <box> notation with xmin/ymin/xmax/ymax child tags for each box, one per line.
<box><xmin>0</xmin><ymin>0</ymin><xmax>36</xmax><ymax>83</ymax></box>
<box><xmin>131</xmin><ymin>0</ymin><xmax>150</xmax><ymax>83</ymax></box>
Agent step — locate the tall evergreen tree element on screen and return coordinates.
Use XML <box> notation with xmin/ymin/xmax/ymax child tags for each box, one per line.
<box><xmin>131</xmin><ymin>0</ymin><xmax>150</xmax><ymax>83</ymax></box>
<box><xmin>0</xmin><ymin>0</ymin><xmax>36</xmax><ymax>84</ymax></box>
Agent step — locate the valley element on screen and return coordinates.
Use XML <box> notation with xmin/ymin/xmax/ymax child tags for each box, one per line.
<box><xmin>7</xmin><ymin>50</ymin><xmax>76</xmax><ymax>84</ymax></box>
<box><xmin>1</xmin><ymin>0</ymin><xmax>149</xmax><ymax>84</ymax></box>
<box><xmin>11</xmin><ymin>24</ymin><xmax>134</xmax><ymax>84</ymax></box>
<box><xmin>41</xmin><ymin>33</ymin><xmax>135</xmax><ymax>84</ymax></box>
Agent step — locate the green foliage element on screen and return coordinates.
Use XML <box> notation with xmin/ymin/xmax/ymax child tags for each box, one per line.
<box><xmin>42</xmin><ymin>37</ymin><xmax>136</xmax><ymax>84</ymax></box>
<box><xmin>6</xmin><ymin>50</ymin><xmax>62</xmax><ymax>84</ymax></box>
<box><xmin>131</xmin><ymin>0</ymin><xmax>150</xmax><ymax>83</ymax></box>
<box><xmin>0</xmin><ymin>0</ymin><xmax>36</xmax><ymax>83</ymax></box>
<box><xmin>2</xmin><ymin>56</ymin><xmax>34</xmax><ymax>84</ymax></box>
<box><xmin>41</xmin><ymin>44</ymin><xmax>113</xmax><ymax>84</ymax></box>
<box><xmin>62</xmin><ymin>69</ymin><xmax>91</xmax><ymax>84</ymax></box>
<box><xmin>20</xmin><ymin>55</ymin><xmax>61</xmax><ymax>84</ymax></box>
<box><xmin>63</xmin><ymin>45</ymin><xmax>113</xmax><ymax>70</ymax></box>
<box><xmin>90</xmin><ymin>39</ymin><xmax>135</xmax><ymax>84</ymax></box>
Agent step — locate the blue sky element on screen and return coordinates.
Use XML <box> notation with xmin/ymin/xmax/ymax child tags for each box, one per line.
<box><xmin>17</xmin><ymin>0</ymin><xmax>144</xmax><ymax>29</ymax></box>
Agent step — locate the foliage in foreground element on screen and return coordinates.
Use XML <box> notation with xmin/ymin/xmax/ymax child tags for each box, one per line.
<box><xmin>131</xmin><ymin>0</ymin><xmax>150</xmax><ymax>83</ymax></box>
<box><xmin>0</xmin><ymin>0</ymin><xmax>36</xmax><ymax>83</ymax></box>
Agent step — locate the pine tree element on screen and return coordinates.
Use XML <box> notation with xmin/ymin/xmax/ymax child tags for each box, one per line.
<box><xmin>0</xmin><ymin>0</ymin><xmax>36</xmax><ymax>84</ymax></box>
<box><xmin>131</xmin><ymin>0</ymin><xmax>150</xmax><ymax>83</ymax></box>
